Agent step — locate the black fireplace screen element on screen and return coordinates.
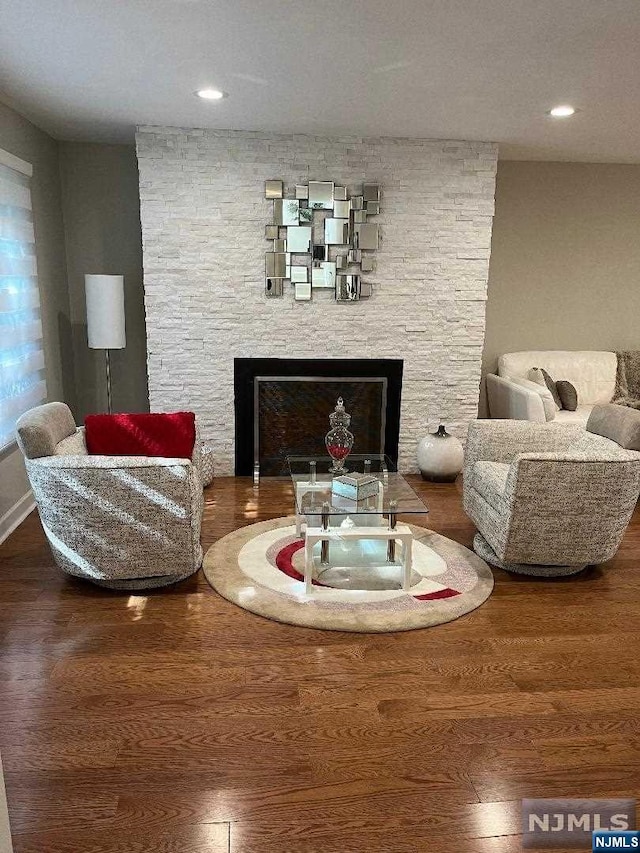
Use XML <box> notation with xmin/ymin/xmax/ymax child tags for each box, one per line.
<box><xmin>234</xmin><ymin>359</ymin><xmax>403</xmax><ymax>476</ymax></box>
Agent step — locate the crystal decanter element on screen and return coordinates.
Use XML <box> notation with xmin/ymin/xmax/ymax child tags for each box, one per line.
<box><xmin>325</xmin><ymin>397</ymin><xmax>354</xmax><ymax>475</ymax></box>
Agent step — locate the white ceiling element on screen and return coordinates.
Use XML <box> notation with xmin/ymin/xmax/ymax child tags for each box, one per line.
<box><xmin>1</xmin><ymin>0</ymin><xmax>640</xmax><ymax>161</ymax></box>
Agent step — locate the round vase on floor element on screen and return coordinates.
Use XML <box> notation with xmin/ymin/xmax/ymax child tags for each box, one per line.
<box><xmin>417</xmin><ymin>424</ymin><xmax>464</xmax><ymax>482</ymax></box>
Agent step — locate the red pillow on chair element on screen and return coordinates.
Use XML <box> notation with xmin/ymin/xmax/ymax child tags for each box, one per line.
<box><xmin>84</xmin><ymin>412</ymin><xmax>196</xmax><ymax>459</ymax></box>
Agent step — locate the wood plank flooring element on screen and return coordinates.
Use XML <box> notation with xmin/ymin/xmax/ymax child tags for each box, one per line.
<box><xmin>0</xmin><ymin>475</ymin><xmax>639</xmax><ymax>852</ymax></box>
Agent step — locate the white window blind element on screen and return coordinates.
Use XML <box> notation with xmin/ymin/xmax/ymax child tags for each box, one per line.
<box><xmin>0</xmin><ymin>148</ymin><xmax>47</xmax><ymax>450</ymax></box>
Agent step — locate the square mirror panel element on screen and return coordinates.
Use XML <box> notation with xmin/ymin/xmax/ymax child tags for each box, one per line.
<box><xmin>333</xmin><ymin>200</ymin><xmax>350</xmax><ymax>218</ymax></box>
<box><xmin>286</xmin><ymin>226</ymin><xmax>311</xmax><ymax>252</ymax></box>
<box><xmin>355</xmin><ymin>223</ymin><xmax>379</xmax><ymax>250</ymax></box>
<box><xmin>363</xmin><ymin>184</ymin><xmax>380</xmax><ymax>202</ymax></box>
<box><xmin>299</xmin><ymin>207</ymin><xmax>313</xmax><ymax>223</ymax></box>
<box><xmin>265</xmin><ymin>225</ymin><xmax>279</xmax><ymax>239</ymax></box>
<box><xmin>294</xmin><ymin>282</ymin><xmax>312</xmax><ymax>301</ymax></box>
<box><xmin>290</xmin><ymin>265</ymin><xmax>308</xmax><ymax>283</ymax></box>
<box><xmin>274</xmin><ymin>198</ymin><xmax>300</xmax><ymax>226</ymax></box>
<box><xmin>308</xmin><ymin>181</ymin><xmax>334</xmax><ymax>209</ymax></box>
<box><xmin>265</xmin><ymin>252</ymin><xmax>288</xmax><ymax>278</ymax></box>
<box><xmin>336</xmin><ymin>275</ymin><xmax>361</xmax><ymax>302</ymax></box>
<box><xmin>295</xmin><ymin>185</ymin><xmax>309</xmax><ymax>199</ymax></box>
<box><xmin>265</xmin><ymin>278</ymin><xmax>284</xmax><ymax>297</ymax></box>
<box><xmin>325</xmin><ymin>218</ymin><xmax>349</xmax><ymax>245</ymax></box>
<box><xmin>333</xmin><ymin>186</ymin><xmax>347</xmax><ymax>201</ymax></box>
<box><xmin>361</xmin><ymin>255</ymin><xmax>375</xmax><ymax>272</ymax></box>
<box><xmin>312</xmin><ymin>262</ymin><xmax>336</xmax><ymax>289</ymax></box>
<box><xmin>265</xmin><ymin>180</ymin><xmax>283</xmax><ymax>199</ymax></box>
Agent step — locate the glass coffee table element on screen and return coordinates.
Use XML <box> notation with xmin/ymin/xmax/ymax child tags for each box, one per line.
<box><xmin>287</xmin><ymin>454</ymin><xmax>429</xmax><ymax>594</ymax></box>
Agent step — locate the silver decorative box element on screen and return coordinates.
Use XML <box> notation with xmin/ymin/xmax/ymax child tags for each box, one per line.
<box><xmin>331</xmin><ymin>472</ymin><xmax>379</xmax><ymax>502</ymax></box>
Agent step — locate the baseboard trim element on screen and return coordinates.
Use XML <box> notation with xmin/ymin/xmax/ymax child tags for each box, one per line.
<box><xmin>0</xmin><ymin>753</ymin><xmax>13</xmax><ymax>853</ymax></box>
<box><xmin>0</xmin><ymin>491</ymin><xmax>35</xmax><ymax>546</ymax></box>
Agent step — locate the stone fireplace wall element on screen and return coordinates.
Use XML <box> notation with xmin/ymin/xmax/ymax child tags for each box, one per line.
<box><xmin>135</xmin><ymin>127</ymin><xmax>498</xmax><ymax>474</ymax></box>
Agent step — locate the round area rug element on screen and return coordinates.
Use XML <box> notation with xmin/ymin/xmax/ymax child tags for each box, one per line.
<box><xmin>203</xmin><ymin>516</ymin><xmax>494</xmax><ymax>632</ymax></box>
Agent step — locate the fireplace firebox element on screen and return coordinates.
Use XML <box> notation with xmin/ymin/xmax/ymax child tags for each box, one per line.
<box><xmin>234</xmin><ymin>359</ymin><xmax>403</xmax><ymax>476</ymax></box>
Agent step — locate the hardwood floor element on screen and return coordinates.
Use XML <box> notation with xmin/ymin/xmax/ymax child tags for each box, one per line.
<box><xmin>0</xmin><ymin>475</ymin><xmax>639</xmax><ymax>852</ymax></box>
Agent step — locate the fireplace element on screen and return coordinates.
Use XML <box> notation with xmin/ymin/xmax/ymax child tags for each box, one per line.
<box><xmin>234</xmin><ymin>358</ymin><xmax>403</xmax><ymax>476</ymax></box>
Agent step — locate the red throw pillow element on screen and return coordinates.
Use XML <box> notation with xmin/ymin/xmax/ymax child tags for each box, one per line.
<box><xmin>84</xmin><ymin>412</ymin><xmax>196</xmax><ymax>459</ymax></box>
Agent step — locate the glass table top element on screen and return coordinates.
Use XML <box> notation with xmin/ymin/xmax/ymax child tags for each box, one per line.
<box><xmin>287</xmin><ymin>454</ymin><xmax>429</xmax><ymax>517</ymax></box>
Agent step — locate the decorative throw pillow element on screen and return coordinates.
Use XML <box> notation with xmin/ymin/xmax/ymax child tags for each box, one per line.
<box><xmin>85</xmin><ymin>412</ymin><xmax>196</xmax><ymax>459</ymax></box>
<box><xmin>529</xmin><ymin>367</ymin><xmax>562</xmax><ymax>410</ymax></box>
<box><xmin>556</xmin><ymin>380</ymin><xmax>578</xmax><ymax>411</ymax></box>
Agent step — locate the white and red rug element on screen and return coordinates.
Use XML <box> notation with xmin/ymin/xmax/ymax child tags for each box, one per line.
<box><xmin>204</xmin><ymin>517</ymin><xmax>493</xmax><ymax>632</ymax></box>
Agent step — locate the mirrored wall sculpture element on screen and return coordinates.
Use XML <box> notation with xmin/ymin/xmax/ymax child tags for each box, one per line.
<box><xmin>264</xmin><ymin>179</ymin><xmax>380</xmax><ymax>302</ymax></box>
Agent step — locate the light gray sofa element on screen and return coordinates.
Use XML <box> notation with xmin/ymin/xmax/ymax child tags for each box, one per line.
<box><xmin>15</xmin><ymin>402</ymin><xmax>203</xmax><ymax>589</ymax></box>
<box><xmin>486</xmin><ymin>350</ymin><xmax>617</xmax><ymax>425</ymax></box>
<box><xmin>463</xmin><ymin>418</ymin><xmax>640</xmax><ymax>576</ymax></box>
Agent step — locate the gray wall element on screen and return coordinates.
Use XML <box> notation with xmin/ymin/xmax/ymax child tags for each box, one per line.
<box><xmin>481</xmin><ymin>161</ymin><xmax>640</xmax><ymax>414</ymax></box>
<box><xmin>0</xmin><ymin>101</ymin><xmax>74</xmax><ymax>524</ymax></box>
<box><xmin>0</xmin><ymin>101</ymin><xmax>148</xmax><ymax>533</ymax></box>
<box><xmin>59</xmin><ymin>142</ymin><xmax>148</xmax><ymax>419</ymax></box>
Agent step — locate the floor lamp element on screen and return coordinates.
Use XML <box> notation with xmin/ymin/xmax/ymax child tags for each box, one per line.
<box><xmin>85</xmin><ymin>274</ymin><xmax>126</xmax><ymax>414</ymax></box>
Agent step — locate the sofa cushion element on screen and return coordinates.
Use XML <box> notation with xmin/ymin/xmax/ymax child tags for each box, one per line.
<box><xmin>472</xmin><ymin>461</ymin><xmax>510</xmax><ymax>511</ymax></box>
<box><xmin>554</xmin><ymin>405</ymin><xmax>593</xmax><ymax>426</ymax></box>
<box><xmin>84</xmin><ymin>412</ymin><xmax>196</xmax><ymax>459</ymax></box>
<box><xmin>509</xmin><ymin>376</ymin><xmax>556</xmax><ymax>421</ymax></box>
<box><xmin>587</xmin><ymin>404</ymin><xmax>640</xmax><ymax>452</ymax></box>
<box><xmin>498</xmin><ymin>351</ymin><xmax>616</xmax><ymax>405</ymax></box>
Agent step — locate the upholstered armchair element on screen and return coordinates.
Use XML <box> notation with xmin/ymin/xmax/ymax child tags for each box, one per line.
<box><xmin>15</xmin><ymin>402</ymin><xmax>203</xmax><ymax>589</ymax></box>
<box><xmin>463</xmin><ymin>419</ymin><xmax>640</xmax><ymax>576</ymax></box>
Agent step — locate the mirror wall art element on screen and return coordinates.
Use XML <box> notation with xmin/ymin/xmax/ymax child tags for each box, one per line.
<box><xmin>264</xmin><ymin>179</ymin><xmax>380</xmax><ymax>302</ymax></box>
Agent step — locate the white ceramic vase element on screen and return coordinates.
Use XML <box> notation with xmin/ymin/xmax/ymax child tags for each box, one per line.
<box><xmin>416</xmin><ymin>425</ymin><xmax>464</xmax><ymax>482</ymax></box>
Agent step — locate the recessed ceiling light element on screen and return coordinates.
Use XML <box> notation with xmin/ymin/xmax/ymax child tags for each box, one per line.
<box><xmin>195</xmin><ymin>88</ymin><xmax>227</xmax><ymax>101</ymax></box>
<box><xmin>548</xmin><ymin>105</ymin><xmax>576</xmax><ymax>118</ymax></box>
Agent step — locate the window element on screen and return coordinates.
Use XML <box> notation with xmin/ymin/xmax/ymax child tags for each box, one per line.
<box><xmin>0</xmin><ymin>148</ymin><xmax>47</xmax><ymax>450</ymax></box>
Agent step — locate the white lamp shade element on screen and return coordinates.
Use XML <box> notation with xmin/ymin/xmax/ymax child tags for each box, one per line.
<box><xmin>85</xmin><ymin>274</ymin><xmax>126</xmax><ymax>349</ymax></box>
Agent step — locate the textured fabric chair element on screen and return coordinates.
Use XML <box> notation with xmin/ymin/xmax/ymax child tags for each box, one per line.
<box><xmin>463</xmin><ymin>420</ymin><xmax>640</xmax><ymax>576</ymax></box>
<box><xmin>15</xmin><ymin>402</ymin><xmax>203</xmax><ymax>589</ymax></box>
